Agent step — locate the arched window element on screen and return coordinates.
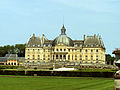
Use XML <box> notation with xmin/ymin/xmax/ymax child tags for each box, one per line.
<box><xmin>63</xmin><ymin>55</ymin><xmax>66</xmax><ymax>59</ymax></box>
<box><xmin>56</xmin><ymin>55</ymin><xmax>58</xmax><ymax>59</ymax></box>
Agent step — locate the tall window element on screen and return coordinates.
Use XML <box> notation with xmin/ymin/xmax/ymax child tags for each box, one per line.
<box><xmin>48</xmin><ymin>55</ymin><xmax>50</xmax><ymax>60</ymax></box>
<box><xmin>33</xmin><ymin>49</ymin><xmax>35</xmax><ymax>52</ymax></box>
<box><xmin>60</xmin><ymin>55</ymin><xmax>62</xmax><ymax>59</ymax></box>
<box><xmin>80</xmin><ymin>55</ymin><xmax>82</xmax><ymax>60</ymax></box>
<box><xmin>63</xmin><ymin>55</ymin><xmax>66</xmax><ymax>59</ymax></box>
<box><xmin>91</xmin><ymin>55</ymin><xmax>93</xmax><ymax>60</ymax></box>
<box><xmin>60</xmin><ymin>49</ymin><xmax>62</xmax><ymax>52</ymax></box>
<box><xmin>68</xmin><ymin>55</ymin><xmax>70</xmax><ymax>60</ymax></box>
<box><xmin>96</xmin><ymin>55</ymin><xmax>98</xmax><ymax>60</ymax></box>
<box><xmin>33</xmin><ymin>55</ymin><xmax>35</xmax><ymax>60</ymax></box>
<box><xmin>53</xmin><ymin>55</ymin><xmax>54</xmax><ymax>60</ymax></box>
<box><xmin>75</xmin><ymin>49</ymin><xmax>77</xmax><ymax>52</ymax></box>
<box><xmin>38</xmin><ymin>55</ymin><xmax>40</xmax><ymax>60</ymax></box>
<box><xmin>43</xmin><ymin>55</ymin><xmax>45</xmax><ymax>60</ymax></box>
<box><xmin>75</xmin><ymin>55</ymin><xmax>77</xmax><ymax>60</ymax></box>
<box><xmin>38</xmin><ymin>49</ymin><xmax>40</xmax><ymax>52</ymax></box>
<box><xmin>68</xmin><ymin>49</ymin><xmax>70</xmax><ymax>52</ymax></box>
<box><xmin>96</xmin><ymin>49</ymin><xmax>98</xmax><ymax>52</ymax></box>
<box><xmin>85</xmin><ymin>49</ymin><xmax>88</xmax><ymax>53</ymax></box>
<box><xmin>28</xmin><ymin>55</ymin><xmax>30</xmax><ymax>59</ymax></box>
<box><xmin>56</xmin><ymin>55</ymin><xmax>58</xmax><ymax>59</ymax></box>
<box><xmin>85</xmin><ymin>55</ymin><xmax>88</xmax><ymax>60</ymax></box>
<box><xmin>80</xmin><ymin>49</ymin><xmax>82</xmax><ymax>52</ymax></box>
<box><xmin>91</xmin><ymin>49</ymin><xmax>93</xmax><ymax>53</ymax></box>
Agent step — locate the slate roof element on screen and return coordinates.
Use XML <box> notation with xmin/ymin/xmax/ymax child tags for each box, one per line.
<box><xmin>83</xmin><ymin>35</ymin><xmax>105</xmax><ymax>48</ymax></box>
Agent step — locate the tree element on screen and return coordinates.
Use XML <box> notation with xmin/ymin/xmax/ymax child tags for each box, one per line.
<box><xmin>106</xmin><ymin>54</ymin><xmax>115</xmax><ymax>65</ymax></box>
<box><xmin>0</xmin><ymin>44</ymin><xmax>26</xmax><ymax>57</ymax></box>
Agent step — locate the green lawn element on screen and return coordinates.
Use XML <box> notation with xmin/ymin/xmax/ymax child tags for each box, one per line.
<box><xmin>0</xmin><ymin>76</ymin><xmax>114</xmax><ymax>90</ymax></box>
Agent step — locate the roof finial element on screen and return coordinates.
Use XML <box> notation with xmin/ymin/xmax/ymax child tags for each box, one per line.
<box><xmin>61</xmin><ymin>24</ymin><xmax>66</xmax><ymax>35</ymax></box>
<box><xmin>63</xmin><ymin>16</ymin><xmax>64</xmax><ymax>25</ymax></box>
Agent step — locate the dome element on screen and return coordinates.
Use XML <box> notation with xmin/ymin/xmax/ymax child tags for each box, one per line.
<box><xmin>52</xmin><ymin>25</ymin><xmax>73</xmax><ymax>46</ymax></box>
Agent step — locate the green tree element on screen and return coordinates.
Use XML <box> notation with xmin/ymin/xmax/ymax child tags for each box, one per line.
<box><xmin>106</xmin><ymin>54</ymin><xmax>115</xmax><ymax>65</ymax></box>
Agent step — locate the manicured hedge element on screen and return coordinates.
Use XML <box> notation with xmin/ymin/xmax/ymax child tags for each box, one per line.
<box><xmin>0</xmin><ymin>70</ymin><xmax>115</xmax><ymax>78</ymax></box>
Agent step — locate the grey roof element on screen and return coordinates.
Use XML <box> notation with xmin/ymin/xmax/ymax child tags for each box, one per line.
<box><xmin>0</xmin><ymin>54</ymin><xmax>25</xmax><ymax>62</ymax></box>
<box><xmin>83</xmin><ymin>35</ymin><xmax>105</xmax><ymax>48</ymax></box>
<box><xmin>18</xmin><ymin>57</ymin><xmax>25</xmax><ymax>62</ymax></box>
<box><xmin>52</xmin><ymin>25</ymin><xmax>74</xmax><ymax>46</ymax></box>
<box><xmin>26</xmin><ymin>34</ymin><xmax>41</xmax><ymax>47</ymax></box>
<box><xmin>5</xmin><ymin>54</ymin><xmax>18</xmax><ymax>57</ymax></box>
<box><xmin>0</xmin><ymin>57</ymin><xmax>7</xmax><ymax>62</ymax></box>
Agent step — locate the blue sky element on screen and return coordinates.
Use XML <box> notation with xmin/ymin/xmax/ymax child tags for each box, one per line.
<box><xmin>0</xmin><ymin>0</ymin><xmax>120</xmax><ymax>55</ymax></box>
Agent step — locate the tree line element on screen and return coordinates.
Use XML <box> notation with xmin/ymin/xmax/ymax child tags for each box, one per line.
<box><xmin>0</xmin><ymin>44</ymin><xmax>26</xmax><ymax>57</ymax></box>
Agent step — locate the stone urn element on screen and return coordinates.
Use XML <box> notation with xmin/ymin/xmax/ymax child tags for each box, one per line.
<box><xmin>114</xmin><ymin>59</ymin><xmax>120</xmax><ymax>89</ymax></box>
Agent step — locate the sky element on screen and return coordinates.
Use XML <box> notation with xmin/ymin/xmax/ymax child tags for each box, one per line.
<box><xmin>0</xmin><ymin>0</ymin><xmax>120</xmax><ymax>55</ymax></box>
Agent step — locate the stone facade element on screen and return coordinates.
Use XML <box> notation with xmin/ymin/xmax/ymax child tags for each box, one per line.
<box><xmin>25</xmin><ymin>25</ymin><xmax>105</xmax><ymax>66</ymax></box>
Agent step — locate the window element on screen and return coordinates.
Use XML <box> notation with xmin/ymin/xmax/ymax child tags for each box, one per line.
<box><xmin>33</xmin><ymin>55</ymin><xmax>35</xmax><ymax>60</ymax></box>
<box><xmin>63</xmin><ymin>55</ymin><xmax>66</xmax><ymax>59</ymax></box>
<box><xmin>91</xmin><ymin>49</ymin><xmax>93</xmax><ymax>52</ymax></box>
<box><xmin>80</xmin><ymin>49</ymin><xmax>82</xmax><ymax>52</ymax></box>
<box><xmin>68</xmin><ymin>55</ymin><xmax>70</xmax><ymax>60</ymax></box>
<box><xmin>28</xmin><ymin>49</ymin><xmax>29</xmax><ymax>51</ymax></box>
<box><xmin>68</xmin><ymin>49</ymin><xmax>70</xmax><ymax>52</ymax></box>
<box><xmin>48</xmin><ymin>55</ymin><xmax>50</xmax><ymax>60</ymax></box>
<box><xmin>28</xmin><ymin>55</ymin><xmax>30</xmax><ymax>59</ymax></box>
<box><xmin>33</xmin><ymin>49</ymin><xmax>35</xmax><ymax>52</ymax></box>
<box><xmin>85</xmin><ymin>55</ymin><xmax>88</xmax><ymax>60</ymax></box>
<box><xmin>96</xmin><ymin>55</ymin><xmax>98</xmax><ymax>60</ymax></box>
<box><xmin>96</xmin><ymin>49</ymin><xmax>98</xmax><ymax>52</ymax></box>
<box><xmin>75</xmin><ymin>55</ymin><xmax>77</xmax><ymax>60</ymax></box>
<box><xmin>80</xmin><ymin>55</ymin><xmax>82</xmax><ymax>60</ymax></box>
<box><xmin>60</xmin><ymin>49</ymin><xmax>62</xmax><ymax>51</ymax></box>
<box><xmin>38</xmin><ymin>55</ymin><xmax>40</xmax><ymax>60</ymax></box>
<box><xmin>48</xmin><ymin>49</ymin><xmax>50</xmax><ymax>52</ymax></box>
<box><xmin>43</xmin><ymin>49</ymin><xmax>45</xmax><ymax>52</ymax></box>
<box><xmin>43</xmin><ymin>55</ymin><xmax>45</xmax><ymax>60</ymax></box>
<box><xmin>53</xmin><ymin>49</ymin><xmax>54</xmax><ymax>52</ymax></box>
<box><xmin>60</xmin><ymin>55</ymin><xmax>62</xmax><ymax>59</ymax></box>
<box><xmin>56</xmin><ymin>55</ymin><xmax>58</xmax><ymax>59</ymax></box>
<box><xmin>85</xmin><ymin>49</ymin><xmax>88</xmax><ymax>53</ymax></box>
<box><xmin>56</xmin><ymin>49</ymin><xmax>58</xmax><ymax>51</ymax></box>
<box><xmin>53</xmin><ymin>55</ymin><xmax>54</xmax><ymax>60</ymax></box>
<box><xmin>38</xmin><ymin>49</ymin><xmax>40</xmax><ymax>52</ymax></box>
<box><xmin>75</xmin><ymin>49</ymin><xmax>77</xmax><ymax>52</ymax></box>
<box><xmin>64</xmin><ymin>49</ymin><xmax>66</xmax><ymax>51</ymax></box>
<box><xmin>91</xmin><ymin>55</ymin><xmax>93</xmax><ymax>60</ymax></box>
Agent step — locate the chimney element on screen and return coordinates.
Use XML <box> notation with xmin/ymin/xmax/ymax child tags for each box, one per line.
<box><xmin>84</xmin><ymin>34</ymin><xmax>85</xmax><ymax>40</ymax></box>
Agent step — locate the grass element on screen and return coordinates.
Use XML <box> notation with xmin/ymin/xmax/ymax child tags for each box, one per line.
<box><xmin>0</xmin><ymin>76</ymin><xmax>114</xmax><ymax>90</ymax></box>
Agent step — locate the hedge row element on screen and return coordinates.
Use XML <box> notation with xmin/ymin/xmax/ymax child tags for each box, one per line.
<box><xmin>0</xmin><ymin>70</ymin><xmax>115</xmax><ymax>78</ymax></box>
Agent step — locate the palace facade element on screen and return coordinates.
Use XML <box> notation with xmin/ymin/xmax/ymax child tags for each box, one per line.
<box><xmin>25</xmin><ymin>25</ymin><xmax>105</xmax><ymax>66</ymax></box>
